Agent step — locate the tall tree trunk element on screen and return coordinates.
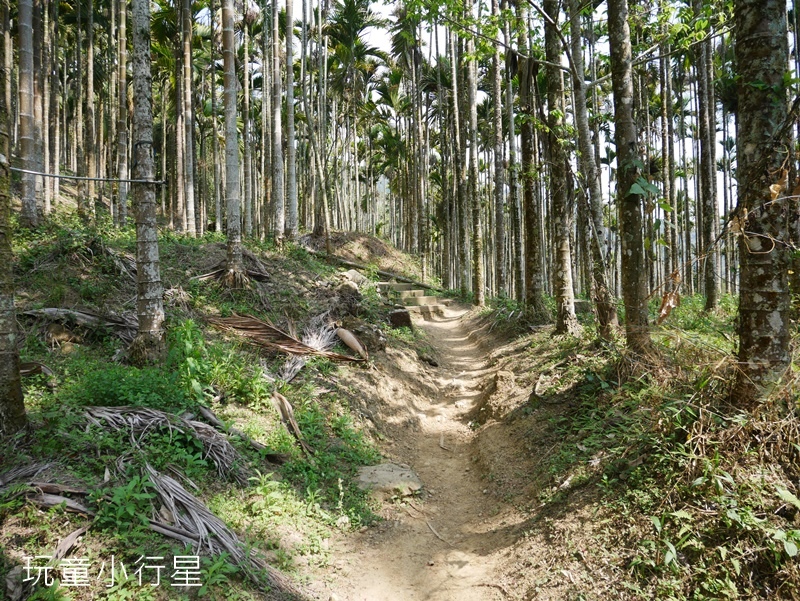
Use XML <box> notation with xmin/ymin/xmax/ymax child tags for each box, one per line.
<box><xmin>18</xmin><ymin>0</ymin><xmax>38</xmax><ymax>227</ymax></box>
<box><xmin>130</xmin><ymin>0</ymin><xmax>165</xmax><ymax>364</ymax></box>
<box><xmin>117</xmin><ymin>0</ymin><xmax>129</xmax><ymax>226</ymax></box>
<box><xmin>86</xmin><ymin>0</ymin><xmax>97</xmax><ymax>217</ymax></box>
<box><xmin>272</xmin><ymin>0</ymin><xmax>284</xmax><ymax>242</ymax></box>
<box><xmin>222</xmin><ymin>0</ymin><xmax>245</xmax><ymax>284</ymax></box>
<box><xmin>518</xmin><ymin>6</ymin><xmax>548</xmax><ymax>321</ymax></box>
<box><xmin>0</xmin><ymin>9</ymin><xmax>26</xmax><ymax>435</ymax></box>
<box><xmin>467</xmin><ymin>13</ymin><xmax>484</xmax><ymax>306</ymax></box>
<box><xmin>545</xmin><ymin>0</ymin><xmax>578</xmax><ymax>335</ymax></box>
<box><xmin>733</xmin><ymin>0</ymin><xmax>791</xmax><ymax>402</ymax></box>
<box><xmin>608</xmin><ymin>0</ymin><xmax>651</xmax><ymax>353</ymax></box>
<box><xmin>492</xmin><ymin>0</ymin><xmax>505</xmax><ymax>296</ymax></box>
<box><xmin>504</xmin><ymin>10</ymin><xmax>523</xmax><ymax>304</ymax></box>
<box><xmin>693</xmin><ymin>0</ymin><xmax>716</xmax><ymax>310</ymax></box>
<box><xmin>210</xmin><ymin>0</ymin><xmax>221</xmax><ymax>232</ymax></box>
<box><xmin>285</xmin><ymin>0</ymin><xmax>298</xmax><ymax>239</ymax></box>
<box><xmin>243</xmin><ymin>19</ymin><xmax>253</xmax><ymax>237</ymax></box>
<box><xmin>569</xmin><ymin>0</ymin><xmax>617</xmax><ymax>338</ymax></box>
<box><xmin>182</xmin><ymin>0</ymin><xmax>197</xmax><ymax>236</ymax></box>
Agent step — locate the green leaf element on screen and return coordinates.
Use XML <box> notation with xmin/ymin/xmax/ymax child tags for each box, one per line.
<box><xmin>629</xmin><ymin>182</ymin><xmax>647</xmax><ymax>196</ymax></box>
<box><xmin>784</xmin><ymin>540</ymin><xmax>798</xmax><ymax>557</ymax></box>
<box><xmin>664</xmin><ymin>541</ymin><xmax>677</xmax><ymax>566</ymax></box>
<box><xmin>776</xmin><ymin>486</ymin><xmax>800</xmax><ymax>511</ymax></box>
<box><xmin>671</xmin><ymin>509</ymin><xmax>692</xmax><ymax>522</ymax></box>
<box><xmin>651</xmin><ymin>515</ymin><xmax>662</xmax><ymax>533</ymax></box>
<box><xmin>731</xmin><ymin>558</ymin><xmax>741</xmax><ymax>575</ymax></box>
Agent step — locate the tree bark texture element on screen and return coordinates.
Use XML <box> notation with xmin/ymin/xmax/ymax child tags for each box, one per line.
<box><xmin>0</xmin><ymin>18</ymin><xmax>27</xmax><ymax>435</ymax></box>
<box><xmin>608</xmin><ymin>0</ymin><xmax>651</xmax><ymax>353</ymax></box>
<box><xmin>130</xmin><ymin>0</ymin><xmax>165</xmax><ymax>363</ymax></box>
<box><xmin>569</xmin><ymin>0</ymin><xmax>618</xmax><ymax>338</ymax></box>
<box><xmin>733</xmin><ymin>0</ymin><xmax>792</xmax><ymax>402</ymax></box>
<box><xmin>18</xmin><ymin>0</ymin><xmax>38</xmax><ymax>227</ymax></box>
<box><xmin>545</xmin><ymin>0</ymin><xmax>579</xmax><ymax>335</ymax></box>
<box><xmin>222</xmin><ymin>0</ymin><xmax>245</xmax><ymax>282</ymax></box>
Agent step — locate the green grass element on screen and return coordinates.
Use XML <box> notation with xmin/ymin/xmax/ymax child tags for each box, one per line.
<box><xmin>520</xmin><ymin>295</ymin><xmax>800</xmax><ymax>600</ymax></box>
<box><xmin>5</xmin><ymin>215</ymin><xmax>385</xmax><ymax>599</ymax></box>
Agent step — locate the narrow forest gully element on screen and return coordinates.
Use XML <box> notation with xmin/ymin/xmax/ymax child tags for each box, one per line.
<box><xmin>311</xmin><ymin>296</ymin><xmax>518</xmax><ymax>601</ymax></box>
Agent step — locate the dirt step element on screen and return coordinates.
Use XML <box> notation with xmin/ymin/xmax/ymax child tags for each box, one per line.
<box><xmin>404</xmin><ymin>295</ymin><xmax>446</xmax><ymax>307</ymax></box>
<box><xmin>377</xmin><ymin>281</ymin><xmax>415</xmax><ymax>292</ymax></box>
<box><xmin>405</xmin><ymin>305</ymin><xmax>447</xmax><ymax>318</ymax></box>
<box><xmin>398</xmin><ymin>289</ymin><xmax>426</xmax><ymax>298</ymax></box>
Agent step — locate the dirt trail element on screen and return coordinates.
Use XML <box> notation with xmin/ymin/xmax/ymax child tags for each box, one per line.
<box><xmin>317</xmin><ymin>306</ymin><xmax>517</xmax><ymax>601</ymax></box>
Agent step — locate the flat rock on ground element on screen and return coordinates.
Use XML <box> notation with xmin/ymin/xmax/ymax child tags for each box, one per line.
<box><xmin>356</xmin><ymin>463</ymin><xmax>422</xmax><ymax>500</ymax></box>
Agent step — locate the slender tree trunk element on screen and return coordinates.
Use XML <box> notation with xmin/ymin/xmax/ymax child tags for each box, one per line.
<box><xmin>222</xmin><ymin>0</ymin><xmax>245</xmax><ymax>284</ymax></box>
<box><xmin>608</xmin><ymin>0</ymin><xmax>651</xmax><ymax>353</ymax></box>
<box><xmin>733</xmin><ymin>0</ymin><xmax>791</xmax><ymax>403</ymax></box>
<box><xmin>492</xmin><ymin>0</ymin><xmax>505</xmax><ymax>296</ymax></box>
<box><xmin>182</xmin><ymin>0</ymin><xmax>196</xmax><ymax>236</ymax></box>
<box><xmin>545</xmin><ymin>0</ymin><xmax>578</xmax><ymax>335</ymax></box>
<box><xmin>243</xmin><ymin>20</ymin><xmax>253</xmax><ymax>237</ymax></box>
<box><xmin>130</xmin><ymin>0</ymin><xmax>165</xmax><ymax>363</ymax></box>
<box><xmin>18</xmin><ymin>0</ymin><xmax>38</xmax><ymax>227</ymax></box>
<box><xmin>0</xmin><ymin>9</ymin><xmax>26</xmax><ymax>434</ymax></box>
<box><xmin>272</xmin><ymin>0</ymin><xmax>284</xmax><ymax>241</ymax></box>
<box><xmin>518</xmin><ymin>7</ymin><xmax>548</xmax><ymax>320</ymax></box>
<box><xmin>86</xmin><ymin>0</ymin><xmax>97</xmax><ymax>216</ymax></box>
<box><xmin>504</xmin><ymin>11</ymin><xmax>523</xmax><ymax>304</ymax></box>
<box><xmin>569</xmin><ymin>0</ymin><xmax>617</xmax><ymax>338</ymax></box>
<box><xmin>692</xmin><ymin>0</ymin><xmax>717</xmax><ymax>310</ymax></box>
<box><xmin>210</xmin><ymin>0</ymin><xmax>221</xmax><ymax>232</ymax></box>
<box><xmin>117</xmin><ymin>0</ymin><xmax>129</xmax><ymax>226</ymax></box>
<box><xmin>467</xmin><ymin>11</ymin><xmax>484</xmax><ymax>306</ymax></box>
<box><xmin>285</xmin><ymin>0</ymin><xmax>298</xmax><ymax>239</ymax></box>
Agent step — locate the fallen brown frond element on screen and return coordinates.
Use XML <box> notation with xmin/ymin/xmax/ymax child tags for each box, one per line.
<box><xmin>144</xmin><ymin>464</ymin><xmax>307</xmax><ymax>598</ymax></box>
<box><xmin>19</xmin><ymin>361</ymin><xmax>55</xmax><ymax>378</ymax></box>
<box><xmin>278</xmin><ymin>315</ymin><xmax>340</xmax><ymax>381</ymax></box>
<box><xmin>84</xmin><ymin>406</ymin><xmax>248</xmax><ymax>484</ymax></box>
<box><xmin>24</xmin><ymin>308</ymin><xmax>138</xmax><ymax>344</ymax></box>
<box><xmin>271</xmin><ymin>392</ymin><xmax>314</xmax><ymax>457</ymax></box>
<box><xmin>209</xmin><ymin>313</ymin><xmax>364</xmax><ymax>363</ymax></box>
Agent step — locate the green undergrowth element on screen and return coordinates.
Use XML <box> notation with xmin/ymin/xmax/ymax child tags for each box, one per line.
<box><xmin>3</xmin><ymin>215</ymin><xmax>386</xmax><ymax>599</ymax></box>
<box><xmin>517</xmin><ymin>294</ymin><xmax>800</xmax><ymax>599</ymax></box>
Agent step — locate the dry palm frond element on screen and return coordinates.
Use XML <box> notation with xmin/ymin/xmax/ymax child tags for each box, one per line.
<box><xmin>19</xmin><ymin>361</ymin><xmax>55</xmax><ymax>378</ymax></box>
<box><xmin>24</xmin><ymin>308</ymin><xmax>138</xmax><ymax>344</ymax></box>
<box><xmin>144</xmin><ymin>464</ymin><xmax>306</xmax><ymax>599</ymax></box>
<box><xmin>84</xmin><ymin>406</ymin><xmax>248</xmax><ymax>484</ymax></box>
<box><xmin>164</xmin><ymin>286</ymin><xmax>191</xmax><ymax>311</ymax></box>
<box><xmin>271</xmin><ymin>393</ymin><xmax>314</xmax><ymax>457</ymax></box>
<box><xmin>278</xmin><ymin>316</ymin><xmax>340</xmax><ymax>382</ymax></box>
<box><xmin>209</xmin><ymin>314</ymin><xmax>364</xmax><ymax>363</ymax></box>
<box><xmin>0</xmin><ymin>463</ymin><xmax>54</xmax><ymax>489</ymax></box>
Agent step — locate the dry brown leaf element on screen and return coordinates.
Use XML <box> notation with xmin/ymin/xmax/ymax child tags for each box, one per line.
<box><xmin>771</xmin><ymin>169</ymin><xmax>789</xmax><ymax>200</ymax></box>
<box><xmin>657</xmin><ymin>291</ymin><xmax>680</xmax><ymax>325</ymax></box>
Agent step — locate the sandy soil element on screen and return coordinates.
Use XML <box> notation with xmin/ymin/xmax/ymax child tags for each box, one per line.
<box><xmin>309</xmin><ymin>305</ymin><xmax>522</xmax><ymax>601</ymax></box>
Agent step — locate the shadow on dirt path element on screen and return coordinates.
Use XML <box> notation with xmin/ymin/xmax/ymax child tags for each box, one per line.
<box><xmin>312</xmin><ymin>305</ymin><xmax>521</xmax><ymax>601</ymax></box>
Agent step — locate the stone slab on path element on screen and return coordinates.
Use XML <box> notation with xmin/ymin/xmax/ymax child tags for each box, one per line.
<box><xmin>356</xmin><ymin>463</ymin><xmax>422</xmax><ymax>500</ymax></box>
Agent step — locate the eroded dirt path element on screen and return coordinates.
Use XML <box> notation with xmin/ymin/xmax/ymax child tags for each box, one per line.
<box><xmin>313</xmin><ymin>306</ymin><xmax>517</xmax><ymax>601</ymax></box>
